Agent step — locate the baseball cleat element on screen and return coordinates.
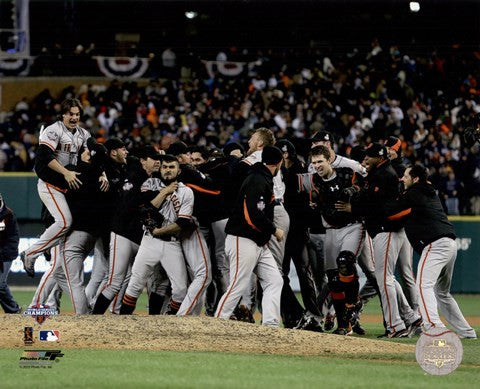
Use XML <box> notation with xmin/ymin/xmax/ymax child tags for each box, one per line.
<box><xmin>407</xmin><ymin>318</ymin><xmax>423</xmax><ymax>338</ymax></box>
<box><xmin>324</xmin><ymin>313</ymin><xmax>336</xmax><ymax>331</ymax></box>
<box><xmin>387</xmin><ymin>328</ymin><xmax>409</xmax><ymax>338</ymax></box>
<box><xmin>352</xmin><ymin>322</ymin><xmax>366</xmax><ymax>335</ymax></box>
<box><xmin>332</xmin><ymin>326</ymin><xmax>353</xmax><ymax>336</ymax></box>
<box><xmin>20</xmin><ymin>251</ymin><xmax>35</xmax><ymax>278</ymax></box>
<box><xmin>295</xmin><ymin>315</ymin><xmax>324</xmax><ymax>333</ymax></box>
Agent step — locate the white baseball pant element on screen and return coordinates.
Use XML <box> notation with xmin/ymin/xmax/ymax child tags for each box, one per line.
<box><xmin>25</xmin><ymin>180</ymin><xmax>72</xmax><ymax>261</ymax></box>
<box><xmin>215</xmin><ymin>235</ymin><xmax>283</xmax><ymax>327</ymax></box>
<box><xmin>125</xmin><ymin>234</ymin><xmax>188</xmax><ymax>304</ymax></box>
<box><xmin>417</xmin><ymin>237</ymin><xmax>476</xmax><ymax>338</ymax></box>
<box><xmin>396</xmin><ymin>230</ymin><xmax>419</xmax><ymax>311</ymax></box>
<box><xmin>101</xmin><ymin>233</ymin><xmax>139</xmax><ymax>301</ymax></box>
<box><xmin>373</xmin><ymin>231</ymin><xmax>409</xmax><ymax>333</ymax></box>
<box><xmin>177</xmin><ymin>229</ymin><xmax>212</xmax><ymax>316</ymax></box>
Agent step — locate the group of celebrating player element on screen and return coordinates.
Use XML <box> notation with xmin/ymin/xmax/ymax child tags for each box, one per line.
<box><xmin>20</xmin><ymin>98</ymin><xmax>477</xmax><ymax>339</ymax></box>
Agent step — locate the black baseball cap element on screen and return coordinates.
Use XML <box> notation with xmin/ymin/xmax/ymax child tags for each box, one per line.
<box><xmin>223</xmin><ymin>142</ymin><xmax>244</xmax><ymax>156</ymax></box>
<box><xmin>137</xmin><ymin>145</ymin><xmax>162</xmax><ymax>160</ymax></box>
<box><xmin>86</xmin><ymin>137</ymin><xmax>107</xmax><ymax>163</ymax></box>
<box><xmin>167</xmin><ymin>141</ymin><xmax>189</xmax><ymax>156</ymax></box>
<box><xmin>262</xmin><ymin>145</ymin><xmax>283</xmax><ymax>165</ymax></box>
<box><xmin>349</xmin><ymin>145</ymin><xmax>366</xmax><ymax>163</ymax></box>
<box><xmin>276</xmin><ymin>139</ymin><xmax>296</xmax><ymax>157</ymax></box>
<box><xmin>384</xmin><ymin>136</ymin><xmax>402</xmax><ymax>154</ymax></box>
<box><xmin>364</xmin><ymin>143</ymin><xmax>387</xmax><ymax>158</ymax></box>
<box><xmin>310</xmin><ymin>131</ymin><xmax>332</xmax><ymax>142</ymax></box>
<box><xmin>104</xmin><ymin>138</ymin><xmax>125</xmax><ymax>153</ymax></box>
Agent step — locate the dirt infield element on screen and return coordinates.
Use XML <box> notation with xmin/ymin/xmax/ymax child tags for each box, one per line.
<box><xmin>0</xmin><ymin>315</ymin><xmax>414</xmax><ymax>356</ymax></box>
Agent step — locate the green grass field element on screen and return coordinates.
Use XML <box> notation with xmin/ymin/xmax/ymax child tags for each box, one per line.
<box><xmin>1</xmin><ymin>290</ymin><xmax>478</xmax><ymax>388</ymax></box>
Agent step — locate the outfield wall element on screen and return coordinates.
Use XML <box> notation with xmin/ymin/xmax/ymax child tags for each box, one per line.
<box><xmin>1</xmin><ymin>174</ymin><xmax>479</xmax><ymax>293</ymax></box>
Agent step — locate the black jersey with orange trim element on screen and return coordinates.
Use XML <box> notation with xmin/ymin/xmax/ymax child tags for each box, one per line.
<box><xmin>351</xmin><ymin>159</ymin><xmax>403</xmax><ymax>238</ymax></box>
<box><xmin>383</xmin><ymin>181</ymin><xmax>456</xmax><ymax>254</ymax></box>
<box><xmin>225</xmin><ymin>162</ymin><xmax>276</xmax><ymax>246</ymax></box>
<box><xmin>179</xmin><ymin>163</ymin><xmax>221</xmax><ymax>226</ymax></box>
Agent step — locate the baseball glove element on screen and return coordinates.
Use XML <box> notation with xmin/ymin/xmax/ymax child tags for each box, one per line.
<box><xmin>139</xmin><ymin>204</ymin><xmax>164</xmax><ymax>233</ymax></box>
<box><xmin>177</xmin><ymin>219</ymin><xmax>197</xmax><ymax>241</ymax></box>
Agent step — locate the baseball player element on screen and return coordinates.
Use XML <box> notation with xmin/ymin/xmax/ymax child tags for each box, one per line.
<box><xmin>0</xmin><ymin>193</ymin><xmax>22</xmax><ymax>313</ymax></box>
<box><xmin>29</xmin><ymin>139</ymin><xmax>110</xmax><ymax>314</ymax></box>
<box><xmin>166</xmin><ymin>142</ymin><xmax>213</xmax><ymax>316</ymax></box>
<box><xmin>119</xmin><ymin>155</ymin><xmax>193</xmax><ymax>315</ymax></box>
<box><xmin>85</xmin><ymin>138</ymin><xmax>129</xmax><ymax>312</ymax></box>
<box><xmin>384</xmin><ymin>136</ymin><xmax>419</xmax><ymax>312</ymax></box>
<box><xmin>21</xmin><ymin>98</ymin><xmax>108</xmax><ymax>276</ymax></box>
<box><xmin>276</xmin><ymin>139</ymin><xmax>321</xmax><ymax>330</ymax></box>
<box><xmin>306</xmin><ymin>131</ymin><xmax>366</xmax><ymax>330</ymax></box>
<box><xmin>232</xmin><ymin>129</ymin><xmax>289</xmax><ymax>319</ymax></box>
<box><xmin>338</xmin><ymin>143</ymin><xmax>420</xmax><ymax>337</ymax></box>
<box><xmin>215</xmin><ymin>146</ymin><xmax>284</xmax><ymax>327</ymax></box>
<box><xmin>92</xmin><ymin>146</ymin><xmax>161</xmax><ymax>314</ymax></box>
<box><xmin>384</xmin><ymin>165</ymin><xmax>476</xmax><ymax>339</ymax></box>
<box><xmin>299</xmin><ymin>145</ymin><xmax>364</xmax><ymax>335</ymax></box>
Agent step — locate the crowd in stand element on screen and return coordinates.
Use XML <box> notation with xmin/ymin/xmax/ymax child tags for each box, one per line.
<box><xmin>1</xmin><ymin>40</ymin><xmax>480</xmax><ymax>214</ymax></box>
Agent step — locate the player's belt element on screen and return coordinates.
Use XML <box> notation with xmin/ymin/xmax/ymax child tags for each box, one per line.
<box><xmin>273</xmin><ymin>199</ymin><xmax>284</xmax><ymax>206</ymax></box>
<box><xmin>156</xmin><ymin>234</ymin><xmax>178</xmax><ymax>242</ymax></box>
<box><xmin>146</xmin><ymin>231</ymin><xmax>178</xmax><ymax>242</ymax></box>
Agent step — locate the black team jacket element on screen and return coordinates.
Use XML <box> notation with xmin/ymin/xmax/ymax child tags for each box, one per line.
<box><xmin>225</xmin><ymin>162</ymin><xmax>276</xmax><ymax>247</ymax></box>
<box><xmin>350</xmin><ymin>159</ymin><xmax>403</xmax><ymax>238</ymax></box>
<box><xmin>384</xmin><ymin>181</ymin><xmax>456</xmax><ymax>254</ymax></box>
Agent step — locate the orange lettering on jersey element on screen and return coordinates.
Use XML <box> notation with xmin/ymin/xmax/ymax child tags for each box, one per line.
<box><xmin>171</xmin><ymin>193</ymin><xmax>181</xmax><ymax>215</ymax></box>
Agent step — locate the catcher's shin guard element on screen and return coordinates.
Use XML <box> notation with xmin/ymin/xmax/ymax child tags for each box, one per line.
<box><xmin>327</xmin><ymin>269</ymin><xmax>348</xmax><ymax>328</ymax></box>
<box><xmin>337</xmin><ymin>250</ymin><xmax>360</xmax><ymax>304</ymax></box>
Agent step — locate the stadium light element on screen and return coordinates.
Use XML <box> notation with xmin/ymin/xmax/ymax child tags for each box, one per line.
<box><xmin>185</xmin><ymin>11</ymin><xmax>198</xmax><ymax>19</ymax></box>
<box><xmin>409</xmin><ymin>2</ymin><xmax>420</xmax><ymax>12</ymax></box>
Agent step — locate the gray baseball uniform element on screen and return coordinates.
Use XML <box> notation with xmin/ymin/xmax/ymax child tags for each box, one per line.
<box><xmin>417</xmin><ymin>238</ymin><xmax>476</xmax><ymax>338</ymax></box>
<box><xmin>123</xmin><ymin>179</ymin><xmax>194</xmax><ymax>307</ymax></box>
<box><xmin>177</xmin><ymin>228</ymin><xmax>212</xmax><ymax>316</ymax></box>
<box><xmin>24</xmin><ymin>122</ymin><xmax>90</xmax><ymax>263</ymax></box>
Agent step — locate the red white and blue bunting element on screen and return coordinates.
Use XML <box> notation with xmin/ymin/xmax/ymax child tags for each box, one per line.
<box><xmin>95</xmin><ymin>56</ymin><xmax>150</xmax><ymax>78</ymax></box>
<box><xmin>0</xmin><ymin>58</ymin><xmax>32</xmax><ymax>76</ymax></box>
<box><xmin>202</xmin><ymin>60</ymin><xmax>248</xmax><ymax>78</ymax></box>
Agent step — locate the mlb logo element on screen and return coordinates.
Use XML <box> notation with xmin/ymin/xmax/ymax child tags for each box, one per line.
<box><xmin>39</xmin><ymin>330</ymin><xmax>60</xmax><ymax>342</ymax></box>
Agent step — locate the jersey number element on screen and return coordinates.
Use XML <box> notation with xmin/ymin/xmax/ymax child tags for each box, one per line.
<box><xmin>63</xmin><ymin>144</ymin><xmax>71</xmax><ymax>152</ymax></box>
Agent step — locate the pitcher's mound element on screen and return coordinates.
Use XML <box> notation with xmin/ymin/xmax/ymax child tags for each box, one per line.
<box><xmin>0</xmin><ymin>315</ymin><xmax>414</xmax><ymax>356</ymax></box>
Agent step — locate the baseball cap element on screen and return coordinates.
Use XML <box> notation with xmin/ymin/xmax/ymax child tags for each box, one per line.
<box><xmin>384</xmin><ymin>136</ymin><xmax>402</xmax><ymax>153</ymax></box>
<box><xmin>87</xmin><ymin>137</ymin><xmax>108</xmax><ymax>163</ymax></box>
<box><xmin>275</xmin><ymin>139</ymin><xmax>296</xmax><ymax>157</ymax></box>
<box><xmin>364</xmin><ymin>143</ymin><xmax>387</xmax><ymax>158</ymax></box>
<box><xmin>166</xmin><ymin>141</ymin><xmax>189</xmax><ymax>156</ymax></box>
<box><xmin>262</xmin><ymin>145</ymin><xmax>283</xmax><ymax>165</ymax></box>
<box><xmin>137</xmin><ymin>145</ymin><xmax>162</xmax><ymax>160</ymax></box>
<box><xmin>310</xmin><ymin>131</ymin><xmax>332</xmax><ymax>142</ymax></box>
<box><xmin>104</xmin><ymin>138</ymin><xmax>125</xmax><ymax>153</ymax></box>
<box><xmin>223</xmin><ymin>142</ymin><xmax>244</xmax><ymax>157</ymax></box>
<box><xmin>349</xmin><ymin>145</ymin><xmax>366</xmax><ymax>163</ymax></box>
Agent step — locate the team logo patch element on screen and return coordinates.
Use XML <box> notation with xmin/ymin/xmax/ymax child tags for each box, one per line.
<box><xmin>257</xmin><ymin>200</ymin><xmax>265</xmax><ymax>211</ymax></box>
<box><xmin>46</xmin><ymin>130</ymin><xmax>59</xmax><ymax>142</ymax></box>
<box><xmin>23</xmin><ymin>304</ymin><xmax>58</xmax><ymax>325</ymax></box>
<box><xmin>39</xmin><ymin>330</ymin><xmax>60</xmax><ymax>342</ymax></box>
